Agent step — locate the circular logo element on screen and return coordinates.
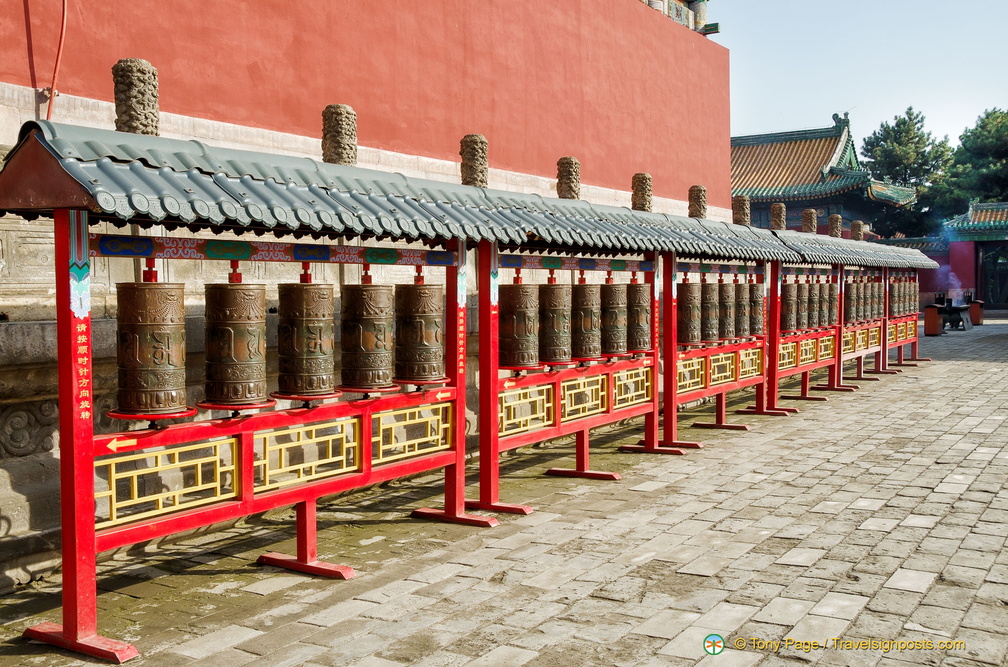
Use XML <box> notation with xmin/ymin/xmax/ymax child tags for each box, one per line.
<box><xmin>704</xmin><ymin>633</ymin><xmax>725</xmax><ymax>655</ymax></box>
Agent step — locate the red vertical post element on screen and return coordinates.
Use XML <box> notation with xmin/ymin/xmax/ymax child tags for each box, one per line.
<box><xmin>296</xmin><ymin>500</ymin><xmax>318</xmax><ymax>563</ymax></box>
<box><xmin>817</xmin><ymin>265</ymin><xmax>857</xmax><ymax>392</ymax></box>
<box><xmin>413</xmin><ymin>240</ymin><xmax>497</xmax><ymax>526</ymax></box>
<box><xmin>643</xmin><ymin>252</ymin><xmax>660</xmax><ymax>447</ymax></box>
<box><xmin>23</xmin><ymin>210</ymin><xmax>139</xmax><ymax>662</ymax></box>
<box><xmin>465</xmin><ymin>241</ymin><xmax>531</xmax><ymax>513</ymax></box>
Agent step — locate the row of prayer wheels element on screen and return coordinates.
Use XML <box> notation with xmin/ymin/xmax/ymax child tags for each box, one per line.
<box><xmin>781</xmin><ymin>278</ymin><xmax>840</xmax><ymax>332</ymax></box>
<box><xmin>498</xmin><ymin>282</ymin><xmax>652</xmax><ymax>368</ymax></box>
<box><xmin>115</xmin><ymin>281</ymin><xmax>446</xmax><ymax>414</ymax></box>
<box><xmin>843</xmin><ymin>276</ymin><xmax>885</xmax><ymax>324</ymax></box>
<box><xmin>677</xmin><ymin>281</ymin><xmax>764</xmax><ymax>345</ymax></box>
<box><xmin>889</xmin><ymin>277</ymin><xmax>920</xmax><ymax>318</ymax></box>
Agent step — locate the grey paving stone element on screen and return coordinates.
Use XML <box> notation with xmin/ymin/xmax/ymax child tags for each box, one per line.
<box><xmin>171</xmin><ymin>625</ymin><xmax>265</xmax><ymax>659</ymax></box>
<box><xmin>883</xmin><ymin>568</ymin><xmax>937</xmax><ymax>593</ymax></box>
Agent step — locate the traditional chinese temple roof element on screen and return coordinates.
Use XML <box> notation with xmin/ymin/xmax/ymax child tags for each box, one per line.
<box><xmin>0</xmin><ymin>121</ymin><xmax>936</xmax><ymax>268</ymax></box>
<box><xmin>871</xmin><ymin>236</ymin><xmax>950</xmax><ymax>256</ymax></box>
<box><xmin>731</xmin><ymin>113</ymin><xmax>917</xmax><ymax>207</ymax></box>
<box><xmin>944</xmin><ymin>201</ymin><xmax>1008</xmax><ymax>240</ymax></box>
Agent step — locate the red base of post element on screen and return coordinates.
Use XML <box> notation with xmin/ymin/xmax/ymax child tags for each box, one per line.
<box><xmin>23</xmin><ymin>624</ymin><xmax>139</xmax><ymax>664</ymax></box>
<box><xmin>464</xmin><ymin>500</ymin><xmax>535</xmax><ymax>515</ymax></box>
<box><xmin>256</xmin><ymin>553</ymin><xmax>356</xmax><ymax>579</ymax></box>
<box><xmin>867</xmin><ymin>369</ymin><xmax>900</xmax><ymax>375</ymax></box>
<box><xmin>780</xmin><ymin>371</ymin><xmax>828</xmax><ymax>401</ymax></box>
<box><xmin>545</xmin><ymin>468</ymin><xmax>620</xmax><ymax>480</ymax></box>
<box><xmin>692</xmin><ymin>421</ymin><xmax>751</xmax><ymax>430</ymax></box>
<box><xmin>691</xmin><ymin>393</ymin><xmax>750</xmax><ymax>430</ymax></box>
<box><xmin>410</xmin><ymin>507</ymin><xmax>499</xmax><ymax>527</ymax></box>
<box><xmin>736</xmin><ymin>405</ymin><xmax>796</xmax><ymax>416</ymax></box>
<box><xmin>619</xmin><ymin>442</ymin><xmax>690</xmax><ymax>455</ymax></box>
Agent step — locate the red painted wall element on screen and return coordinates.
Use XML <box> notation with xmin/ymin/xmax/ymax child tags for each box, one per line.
<box><xmin>2</xmin><ymin>0</ymin><xmax>730</xmax><ymax>206</ymax></box>
<box><xmin>948</xmin><ymin>242</ymin><xmax>976</xmax><ymax>291</ymax></box>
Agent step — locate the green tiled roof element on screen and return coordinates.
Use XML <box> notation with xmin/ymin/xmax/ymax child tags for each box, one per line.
<box><xmin>872</xmin><ymin>237</ymin><xmax>949</xmax><ymax>255</ymax></box>
<box><xmin>945</xmin><ymin>202</ymin><xmax>1008</xmax><ymax>239</ymax></box>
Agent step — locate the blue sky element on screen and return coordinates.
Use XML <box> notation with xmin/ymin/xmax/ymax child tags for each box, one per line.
<box><xmin>709</xmin><ymin>0</ymin><xmax>1008</xmax><ymax>151</ymax></box>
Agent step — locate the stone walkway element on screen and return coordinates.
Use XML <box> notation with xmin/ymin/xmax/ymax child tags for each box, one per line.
<box><xmin>2</xmin><ymin>318</ymin><xmax>1007</xmax><ymax>666</ymax></box>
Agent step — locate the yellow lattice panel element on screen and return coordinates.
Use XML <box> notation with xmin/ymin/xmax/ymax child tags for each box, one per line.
<box><xmin>614</xmin><ymin>367</ymin><xmax>653</xmax><ymax>409</ymax></box>
<box><xmin>95</xmin><ymin>438</ymin><xmax>237</xmax><ymax>529</ymax></box>
<box><xmin>799</xmin><ymin>339</ymin><xmax>817</xmax><ymax>365</ymax></box>
<box><xmin>818</xmin><ymin>336</ymin><xmax>835</xmax><ymax>360</ymax></box>
<box><xmin>857</xmin><ymin>329</ymin><xmax>869</xmax><ymax>350</ymax></box>
<box><xmin>739</xmin><ymin>348</ymin><xmax>763</xmax><ymax>379</ymax></box>
<box><xmin>842</xmin><ymin>331</ymin><xmax>855</xmax><ymax>353</ymax></box>
<box><xmin>778</xmin><ymin>342</ymin><xmax>798</xmax><ymax>370</ymax></box>
<box><xmin>253</xmin><ymin>419</ymin><xmax>360</xmax><ymax>492</ymax></box>
<box><xmin>897</xmin><ymin>322</ymin><xmax>907</xmax><ymax>340</ymax></box>
<box><xmin>561</xmin><ymin>375</ymin><xmax>608</xmax><ymax>422</ymax></box>
<box><xmin>888</xmin><ymin>324</ymin><xmax>897</xmax><ymax>341</ymax></box>
<box><xmin>678</xmin><ymin>357</ymin><xmax>706</xmax><ymax>393</ymax></box>
<box><xmin>869</xmin><ymin>327</ymin><xmax>881</xmax><ymax>347</ymax></box>
<box><xmin>499</xmin><ymin>385</ymin><xmax>554</xmax><ymax>436</ymax></box>
<box><xmin>373</xmin><ymin>403</ymin><xmax>452</xmax><ymax>464</ymax></box>
<box><xmin>709</xmin><ymin>352</ymin><xmax>736</xmax><ymax>386</ymax></box>
<box><xmin>907</xmin><ymin>320</ymin><xmax>917</xmax><ymax>339</ymax></box>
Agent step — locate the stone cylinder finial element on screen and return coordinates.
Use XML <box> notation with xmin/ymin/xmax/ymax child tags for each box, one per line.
<box><xmin>632</xmin><ymin>173</ymin><xmax>653</xmax><ymax>212</ymax></box>
<box><xmin>322</xmin><ymin>104</ymin><xmax>358</xmax><ymax>166</ymax></box>
<box><xmin>828</xmin><ymin>214</ymin><xmax>843</xmax><ymax>238</ymax></box>
<box><xmin>112</xmin><ymin>58</ymin><xmax>159</xmax><ymax>135</ymax></box>
<box><xmin>770</xmin><ymin>203</ymin><xmax>786</xmax><ymax>230</ymax></box>
<box><xmin>460</xmin><ymin>134</ymin><xmax>489</xmax><ymax>188</ymax></box>
<box><xmin>689</xmin><ymin>1</ymin><xmax>708</xmax><ymax>28</ymax></box>
<box><xmin>802</xmin><ymin>209</ymin><xmax>817</xmax><ymax>233</ymax></box>
<box><xmin>557</xmin><ymin>157</ymin><xmax>581</xmax><ymax>200</ymax></box>
<box><xmin>732</xmin><ymin>195</ymin><xmax>751</xmax><ymax>226</ymax></box>
<box><xmin>688</xmin><ymin>185</ymin><xmax>707</xmax><ymax>218</ymax></box>
<box><xmin>851</xmin><ymin>220</ymin><xmax>865</xmax><ymax>241</ymax></box>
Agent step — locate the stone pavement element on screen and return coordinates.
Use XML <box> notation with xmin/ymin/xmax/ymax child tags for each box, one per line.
<box><xmin>2</xmin><ymin>318</ymin><xmax>1008</xmax><ymax>667</ymax></box>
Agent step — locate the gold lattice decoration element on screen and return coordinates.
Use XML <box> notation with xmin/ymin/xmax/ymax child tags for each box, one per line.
<box><xmin>818</xmin><ymin>336</ymin><xmax>834</xmax><ymax>360</ymax></box>
<box><xmin>678</xmin><ymin>357</ymin><xmax>705</xmax><ymax>393</ymax></box>
<box><xmin>842</xmin><ymin>331</ymin><xmax>856</xmax><ymax>354</ymax></box>
<box><xmin>709</xmin><ymin>352</ymin><xmax>736</xmax><ymax>386</ymax></box>
<box><xmin>614</xmin><ymin>367</ymin><xmax>653</xmax><ymax>409</ymax></box>
<box><xmin>869</xmin><ymin>327</ymin><xmax>881</xmax><ymax>347</ymax></box>
<box><xmin>857</xmin><ymin>329</ymin><xmax>869</xmax><ymax>350</ymax></box>
<box><xmin>888</xmin><ymin>324</ymin><xmax>898</xmax><ymax>341</ymax></box>
<box><xmin>908</xmin><ymin>320</ymin><xmax>917</xmax><ymax>338</ymax></box>
<box><xmin>778</xmin><ymin>342</ymin><xmax>798</xmax><ymax>370</ymax></box>
<box><xmin>897</xmin><ymin>322</ymin><xmax>907</xmax><ymax>340</ymax></box>
<box><xmin>95</xmin><ymin>438</ymin><xmax>237</xmax><ymax>529</ymax></box>
<box><xmin>254</xmin><ymin>419</ymin><xmax>360</xmax><ymax>492</ymax></box>
<box><xmin>499</xmin><ymin>385</ymin><xmax>554</xmax><ymax>436</ymax></box>
<box><xmin>373</xmin><ymin>403</ymin><xmax>452</xmax><ymax>464</ymax></box>
<box><xmin>799</xmin><ymin>339</ymin><xmax>817</xmax><ymax>365</ymax></box>
<box><xmin>561</xmin><ymin>375</ymin><xmax>608</xmax><ymax>422</ymax></box>
<box><xmin>739</xmin><ymin>348</ymin><xmax>763</xmax><ymax>379</ymax></box>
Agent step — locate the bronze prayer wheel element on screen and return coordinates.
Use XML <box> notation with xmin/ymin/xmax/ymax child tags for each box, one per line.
<box><xmin>808</xmin><ymin>281</ymin><xmax>821</xmax><ymax>328</ymax></box>
<box><xmin>700</xmin><ymin>282</ymin><xmax>719</xmax><ymax>343</ymax></box>
<box><xmin>116</xmin><ymin>282</ymin><xmax>187</xmax><ymax>413</ymax></box>
<box><xmin>678</xmin><ymin>282</ymin><xmax>702</xmax><ymax>345</ymax></box>
<box><xmin>499</xmin><ymin>284</ymin><xmax>539</xmax><ymax>367</ymax></box>
<box><xmin>828</xmin><ymin>281</ymin><xmax>839</xmax><ymax>325</ymax></box>
<box><xmin>601</xmin><ymin>284</ymin><xmax>628</xmax><ymax>355</ymax></box>
<box><xmin>278</xmin><ymin>283</ymin><xmax>336</xmax><ymax>395</ymax></box>
<box><xmin>855</xmin><ymin>279</ymin><xmax>867</xmax><ymax>322</ymax></box>
<box><xmin>539</xmin><ymin>284</ymin><xmax>572</xmax><ymax>363</ymax></box>
<box><xmin>911</xmin><ymin>280</ymin><xmax>919</xmax><ymax>314</ymax></box>
<box><xmin>749</xmin><ymin>283</ymin><xmax>764</xmax><ymax>335</ymax></box>
<box><xmin>889</xmin><ymin>279</ymin><xmax>898</xmax><ymax>317</ymax></box>
<box><xmin>626</xmin><ymin>283</ymin><xmax>652</xmax><ymax>352</ymax></box>
<box><xmin>873</xmin><ymin>280</ymin><xmax>883</xmax><ymax>319</ymax></box>
<box><xmin>341</xmin><ymin>284</ymin><xmax>395</xmax><ymax>388</ymax></box>
<box><xmin>394</xmin><ymin>284</ymin><xmax>445</xmax><ymax>382</ymax></box>
<box><xmin>205</xmin><ymin>283</ymin><xmax>268</xmax><ymax>404</ymax></box>
<box><xmin>817</xmin><ymin>280</ymin><xmax>829</xmax><ymax>328</ymax></box>
<box><xmin>899</xmin><ymin>279</ymin><xmax>909</xmax><ymax>316</ymax></box>
<box><xmin>796</xmin><ymin>281</ymin><xmax>809</xmax><ymax>330</ymax></box>
<box><xmin>718</xmin><ymin>282</ymin><xmax>735</xmax><ymax>339</ymax></box>
<box><xmin>781</xmin><ymin>282</ymin><xmax>798</xmax><ymax>331</ymax></box>
<box><xmin>572</xmin><ymin>284</ymin><xmax>602</xmax><ymax>359</ymax></box>
<box><xmin>843</xmin><ymin>280</ymin><xmax>855</xmax><ymax>324</ymax></box>
<box><xmin>735</xmin><ymin>283</ymin><xmax>750</xmax><ymax>338</ymax></box>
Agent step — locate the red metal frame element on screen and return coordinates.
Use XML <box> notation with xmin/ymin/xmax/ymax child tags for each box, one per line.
<box><xmin>26</xmin><ymin>214</ymin><xmax>494</xmax><ymax>663</ymax></box>
<box><xmin>467</xmin><ymin>241</ymin><xmax>661</xmax><ymax>513</ymax></box>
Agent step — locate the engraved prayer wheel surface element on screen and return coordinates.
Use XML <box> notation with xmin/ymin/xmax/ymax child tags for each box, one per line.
<box><xmin>911</xmin><ymin>280</ymin><xmax>919</xmax><ymax>314</ymax></box>
<box><xmin>718</xmin><ymin>282</ymin><xmax>735</xmax><ymax>339</ymax></box>
<box><xmin>572</xmin><ymin>284</ymin><xmax>602</xmax><ymax>359</ymax></box>
<box><xmin>678</xmin><ymin>283</ymin><xmax>702</xmax><ymax>345</ymax></box>
<box><xmin>116</xmin><ymin>282</ymin><xmax>187</xmax><ymax>413</ymax></box>
<box><xmin>872</xmin><ymin>280</ymin><xmax>882</xmax><ymax>319</ymax></box>
<box><xmin>205</xmin><ymin>284</ymin><xmax>267</xmax><ymax>404</ymax></box>
<box><xmin>816</xmin><ymin>281</ymin><xmax>829</xmax><ymax>328</ymax></box>
<box><xmin>899</xmin><ymin>280</ymin><xmax>909</xmax><ymax>316</ymax></box>
<box><xmin>394</xmin><ymin>284</ymin><xmax>445</xmax><ymax>382</ymax></box>
<box><xmin>855</xmin><ymin>280</ymin><xmax>866</xmax><ymax>321</ymax></box>
<box><xmin>278</xmin><ymin>283</ymin><xmax>336</xmax><ymax>394</ymax></box>
<box><xmin>888</xmin><ymin>280</ymin><xmax>897</xmax><ymax>317</ymax></box>
<box><xmin>843</xmin><ymin>281</ymin><xmax>855</xmax><ymax>324</ymax></box>
<box><xmin>796</xmin><ymin>282</ymin><xmax>809</xmax><ymax>330</ymax></box>
<box><xmin>735</xmin><ymin>283</ymin><xmax>750</xmax><ymax>338</ymax></box>
<box><xmin>601</xmin><ymin>284</ymin><xmax>628</xmax><ymax>355</ymax></box>
<box><xmin>808</xmin><ymin>281</ymin><xmax>821</xmax><ymax>328</ymax></box>
<box><xmin>341</xmin><ymin>284</ymin><xmax>395</xmax><ymax>388</ymax></box>
<box><xmin>539</xmin><ymin>284</ymin><xmax>572</xmax><ymax>363</ymax></box>
<box><xmin>499</xmin><ymin>284</ymin><xmax>539</xmax><ymax>368</ymax></box>
<box><xmin>781</xmin><ymin>282</ymin><xmax>798</xmax><ymax>331</ymax></box>
<box><xmin>701</xmin><ymin>282</ymin><xmax>719</xmax><ymax>343</ymax></box>
<box><xmin>828</xmin><ymin>282</ymin><xmax>839</xmax><ymax>325</ymax></box>
<box><xmin>749</xmin><ymin>283</ymin><xmax>764</xmax><ymax>335</ymax></box>
<box><xmin>626</xmin><ymin>283</ymin><xmax>652</xmax><ymax>352</ymax></box>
